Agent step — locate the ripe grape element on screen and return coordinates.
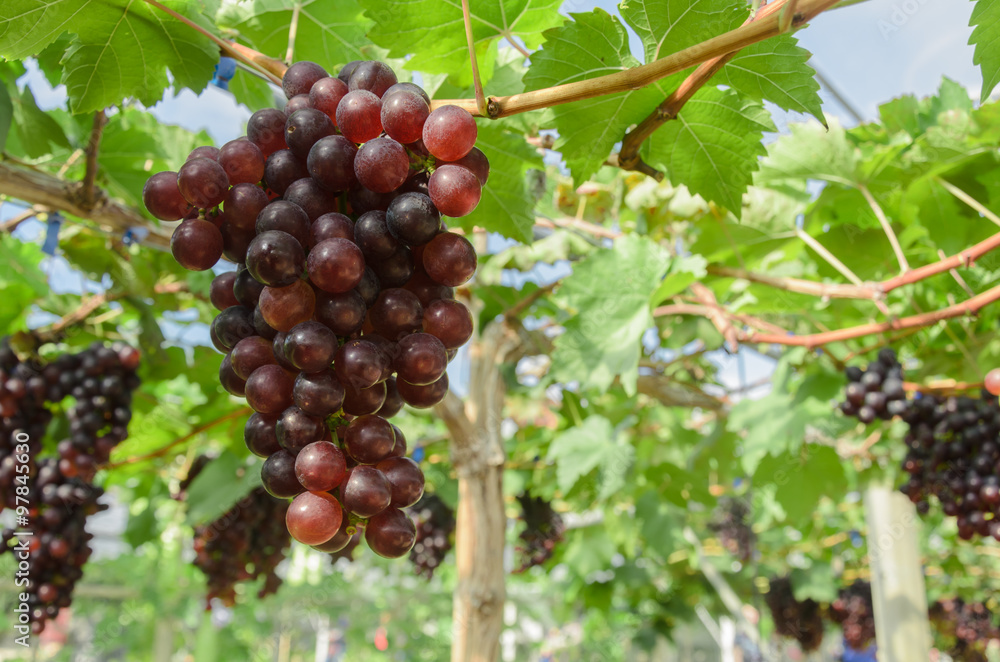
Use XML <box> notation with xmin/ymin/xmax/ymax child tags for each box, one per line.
<box><xmin>293</xmin><ymin>369</ymin><xmax>345</xmax><ymax>418</ymax></box>
<box><xmin>383</xmin><ymin>82</ymin><xmax>430</xmax><ymax>104</ymax></box>
<box><xmin>295</xmin><ymin>441</ymin><xmax>347</xmax><ymax>492</ymax></box>
<box><xmin>373</xmin><ymin>244</ymin><xmax>415</xmax><ymax>288</ymax></box>
<box><xmin>286</xmin><ymin>491</ymin><xmax>342</xmax><ymax>546</ymax></box>
<box><xmin>423</xmin><ymin>299</ymin><xmax>473</xmax><ymax>349</ymax></box>
<box><xmin>338</xmin><ymin>60</ymin><xmax>362</xmax><ymax>84</ymax></box>
<box><xmin>307</xmin><ymin>238</ymin><xmax>366</xmax><ymax>293</ymax></box>
<box><xmin>334</xmin><ymin>339</ymin><xmax>389</xmax><ymax>391</ymax></box>
<box><xmin>231</xmin><ymin>336</ymin><xmax>277</xmax><ymax>380</ymax></box>
<box><xmin>336</xmin><ymin>90</ymin><xmax>382</xmax><ymax>143</ymax></box>
<box><xmin>345</xmin><ymin>414</ymin><xmax>395</xmax><ymax>464</ymax></box>
<box><xmin>312</xmin><ymin>212</ymin><xmax>355</xmax><ymax>244</ymax></box>
<box><xmin>259</xmin><ymin>279</ymin><xmax>315</xmax><ymax>332</ymax></box>
<box><xmin>354</xmin><ymin>210</ymin><xmax>400</xmax><ymax>259</ymax></box>
<box><xmin>310</xmin><ymin>76</ymin><xmax>349</xmax><ymax>122</ymax></box>
<box><xmin>307</xmin><ymin>135</ymin><xmax>358</xmax><ymax>192</ymax></box>
<box><xmin>261</xmin><ymin>449</ymin><xmax>304</xmax><ymax>498</ymax></box>
<box><xmin>245</xmin><ymin>364</ymin><xmax>295</xmax><ymax>414</ymax></box>
<box><xmin>219</xmin><ymin>139</ymin><xmax>265</xmax><ymax>185</ymax></box>
<box><xmin>386</xmin><ymin>192</ymin><xmax>441</xmax><ymax>246</ymax></box>
<box><xmin>285</xmin><ymin>93</ymin><xmax>314</xmax><ymax>114</ymax></box>
<box><xmin>188</xmin><ymin>145</ymin><xmax>220</xmax><ymax>161</ymax></box>
<box><xmin>348</xmin><ymin>61</ymin><xmax>397</xmax><ymax>97</ymax></box>
<box><xmin>343</xmin><ymin>381</ymin><xmax>387</xmax><ymax>416</ymax></box>
<box><xmin>393</xmin><ymin>333</ymin><xmax>447</xmax><ymax>386</ymax></box>
<box><xmin>247</xmin><ymin>108</ymin><xmax>289</xmax><ymax>157</ymax></box>
<box><xmin>245</xmin><ymin>413</ymin><xmax>281</xmax><ymax>458</ymax></box>
<box><xmin>340</xmin><ymin>465</ymin><xmax>392</xmax><ymax>518</ymax></box>
<box><xmin>422</xmin><ymin>232</ymin><xmax>477</xmax><ymax>286</ymax></box>
<box><xmin>396</xmin><ymin>373</ymin><xmax>449</xmax><ymax>409</ymax></box>
<box><xmin>178</xmin><ymin>157</ymin><xmax>230</xmax><ymax>209</ymax></box>
<box><xmin>210</xmin><ymin>271</ymin><xmax>239</xmax><ymax>311</ymax></box>
<box><xmin>376</xmin><ymin>456</ymin><xmax>424</xmax><ymax>507</ymax></box>
<box><xmin>264</xmin><ymin>149</ymin><xmax>308</xmax><ymax>196</ymax></box>
<box><xmin>234</xmin><ymin>267</ymin><xmax>265</xmax><ymax>307</ymax></box>
<box><xmin>256</xmin><ymin>200</ymin><xmax>312</xmax><ymax>249</ymax></box>
<box><xmin>429</xmin><ymin>164</ymin><xmax>482</xmax><ymax>217</ymax></box>
<box><xmin>381</xmin><ymin>90</ymin><xmax>429</xmax><ymax>144</ymax></box>
<box><xmin>282</xmin><ymin>61</ymin><xmax>329</xmax><ymax>99</ymax></box>
<box><xmin>312</xmin><ymin>509</ymin><xmax>353</xmax><ymax>553</ymax></box>
<box><xmin>283</xmin><ymin>321</ymin><xmax>337</xmax><ymax>372</ymax></box>
<box><xmin>369</xmin><ymin>288</ymin><xmax>423</xmax><ymax>339</ymax></box>
<box><xmin>378</xmin><ymin>377</ymin><xmax>404</xmax><ymax>418</ymax></box>
<box><xmin>315</xmin><ymin>290</ymin><xmax>366</xmax><ymax>336</ymax></box>
<box><xmin>246</xmin><ymin>230</ymin><xmax>306</xmax><ymax>287</ymax></box>
<box><xmin>986</xmin><ymin>368</ymin><xmax>1000</xmax><ymax>396</ymax></box>
<box><xmin>365</xmin><ymin>507</ymin><xmax>416</xmax><ymax>558</ymax></box>
<box><xmin>422</xmin><ymin>105</ymin><xmax>477</xmax><ymax>161</ymax></box>
<box><xmin>219</xmin><ymin>354</ymin><xmax>247</xmax><ymax>396</ymax></box>
<box><xmin>225</xmin><ymin>182</ymin><xmax>270</xmax><ymax>229</ymax></box>
<box><xmin>171</xmin><ymin>219</ymin><xmax>224</xmax><ymax>271</ymax></box>
<box><xmin>443</xmin><ymin>147</ymin><xmax>490</xmax><ymax>185</ymax></box>
<box><xmin>283</xmin><ymin>177</ymin><xmax>339</xmax><ymax>221</ymax></box>
<box><xmin>355</xmin><ymin>137</ymin><xmax>409</xmax><ymax>193</ymax></box>
<box><xmin>404</xmin><ymin>271</ymin><xmax>454</xmax><ymax>307</ymax></box>
<box><xmin>356</xmin><ymin>267</ymin><xmax>381</xmax><ymax>307</ymax></box>
<box><xmin>277</xmin><ymin>406</ymin><xmax>329</xmax><ymax>454</ymax></box>
<box><xmin>143</xmin><ymin>171</ymin><xmax>190</xmax><ymax>220</ymax></box>
<box><xmin>210</xmin><ymin>305</ymin><xmax>255</xmax><ymax>352</ymax></box>
<box><xmin>285</xmin><ymin>108</ymin><xmax>336</xmax><ymax>159</ymax></box>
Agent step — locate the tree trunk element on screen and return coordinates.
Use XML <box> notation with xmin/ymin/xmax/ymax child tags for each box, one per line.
<box><xmin>435</xmin><ymin>321</ymin><xmax>519</xmax><ymax>662</ymax></box>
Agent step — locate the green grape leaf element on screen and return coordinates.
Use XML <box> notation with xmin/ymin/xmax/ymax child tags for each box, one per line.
<box><xmin>0</xmin><ymin>1</ymin><xmax>219</xmax><ymax>112</ymax></box>
<box><xmin>6</xmin><ymin>83</ymin><xmax>70</xmax><ymax>159</ymax></box>
<box><xmin>0</xmin><ymin>81</ymin><xmax>11</xmax><ymax>153</ymax></box>
<box><xmin>0</xmin><ymin>234</ymin><xmax>48</xmax><ymax>331</ymax></box>
<box><xmin>221</xmin><ymin>0</ymin><xmax>371</xmax><ymax>74</ymax></box>
<box><xmin>547</xmin><ymin>415</ymin><xmax>634</xmax><ymax>500</ymax></box>
<box><xmin>755</xmin><ymin>118</ymin><xmax>860</xmax><ymax>187</ymax></box>
<box><xmin>551</xmin><ymin>235</ymin><xmax>670</xmax><ymax>395</ymax></box>
<box><xmin>642</xmin><ymin>86</ymin><xmax>775</xmax><ymax>215</ymax></box>
<box><xmin>651</xmin><ymin>254</ymin><xmax>707</xmax><ymax>305</ymax></box>
<box><xmin>227</xmin><ymin>67</ymin><xmax>276</xmax><ymax>112</ymax></box>
<box><xmin>358</xmin><ymin>0</ymin><xmax>562</xmax><ymax>85</ymax></box>
<box><xmin>523</xmin><ymin>9</ymin><xmax>664</xmax><ymax>184</ymax></box>
<box><xmin>719</xmin><ymin>34</ymin><xmax>824</xmax><ymax>123</ymax></box>
<box><xmin>453</xmin><ymin>122</ymin><xmax>541</xmax><ymax>242</ymax></box>
<box><xmin>970</xmin><ymin>0</ymin><xmax>1000</xmax><ymax>103</ymax></box>
<box><xmin>619</xmin><ymin>0</ymin><xmax>743</xmax><ymax>64</ymax></box>
<box><xmin>754</xmin><ymin>446</ymin><xmax>847</xmax><ymax>524</ymax></box>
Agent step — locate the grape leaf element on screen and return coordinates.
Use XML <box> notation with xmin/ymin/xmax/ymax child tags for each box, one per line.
<box><xmin>551</xmin><ymin>235</ymin><xmax>670</xmax><ymax>396</ymax></box>
<box><xmin>547</xmin><ymin>415</ymin><xmax>633</xmax><ymax>500</ymax></box>
<box><xmin>455</xmin><ymin>122</ymin><xmax>541</xmax><ymax>242</ymax></box>
<box><xmin>221</xmin><ymin>0</ymin><xmax>371</xmax><ymax>74</ymax></box>
<box><xmin>618</xmin><ymin>0</ymin><xmax>743</xmax><ymax>64</ymax></box>
<box><xmin>2</xmin><ymin>71</ymin><xmax>70</xmax><ymax>159</ymax></box>
<box><xmin>227</xmin><ymin>66</ymin><xmax>277</xmax><ymax>112</ymax></box>
<box><xmin>523</xmin><ymin>9</ymin><xmax>665</xmax><ymax>184</ymax></box>
<box><xmin>0</xmin><ymin>0</ymin><xmax>218</xmax><ymax>113</ymax></box>
<box><xmin>755</xmin><ymin>118</ymin><xmax>859</xmax><ymax>187</ymax></box>
<box><xmin>754</xmin><ymin>446</ymin><xmax>846</xmax><ymax>524</ymax></box>
<box><xmin>0</xmin><ymin>80</ymin><xmax>11</xmax><ymax>154</ymax></box>
<box><xmin>641</xmin><ymin>86</ymin><xmax>775</xmax><ymax>214</ymax></box>
<box><xmin>718</xmin><ymin>34</ymin><xmax>824</xmax><ymax>123</ymax></box>
<box><xmin>185</xmin><ymin>451</ymin><xmax>263</xmax><ymax>526</ymax></box>
<box><xmin>357</xmin><ymin>0</ymin><xmax>562</xmax><ymax>85</ymax></box>
<box><xmin>970</xmin><ymin>0</ymin><xmax>1000</xmax><ymax>103</ymax></box>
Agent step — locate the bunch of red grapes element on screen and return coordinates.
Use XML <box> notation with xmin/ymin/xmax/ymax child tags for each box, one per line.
<box><xmin>708</xmin><ymin>496</ymin><xmax>755</xmax><ymax>562</ymax></box>
<box><xmin>514</xmin><ymin>493</ymin><xmax>565</xmax><ymax>573</ymax></box>
<box><xmin>764</xmin><ymin>577</ymin><xmax>825</xmax><ymax>652</ymax></box>
<box><xmin>930</xmin><ymin>598</ymin><xmax>1000</xmax><ymax>662</ymax></box>
<box><xmin>408</xmin><ymin>493</ymin><xmax>455</xmax><ymax>579</ymax></box>
<box><xmin>143</xmin><ymin>58</ymin><xmax>484</xmax><ymax>558</ymax></box>
<box><xmin>0</xmin><ymin>339</ymin><xmax>141</xmax><ymax>632</ymax></box>
<box><xmin>829</xmin><ymin>581</ymin><xmax>877</xmax><ymax>651</ymax></box>
<box><xmin>838</xmin><ymin>348</ymin><xmax>907</xmax><ymax>424</ymax></box>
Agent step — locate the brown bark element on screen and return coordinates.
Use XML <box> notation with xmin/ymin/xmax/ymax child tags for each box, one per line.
<box><xmin>434</xmin><ymin>322</ymin><xmax>519</xmax><ymax>662</ymax></box>
<box><xmin>0</xmin><ymin>161</ymin><xmax>171</xmax><ymax>249</ymax></box>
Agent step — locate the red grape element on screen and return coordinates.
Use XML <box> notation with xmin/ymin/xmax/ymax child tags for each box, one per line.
<box><xmin>264</xmin><ymin>149</ymin><xmax>308</xmax><ymax>196</ymax></box>
<box><xmin>283</xmin><ymin>61</ymin><xmax>329</xmax><ymax>99</ymax></box>
<box><xmin>293</xmin><ymin>369</ymin><xmax>345</xmax><ymax>418</ymax></box>
<box><xmin>422</xmin><ymin>105</ymin><xmax>477</xmax><ymax>161</ymax></box>
<box><xmin>246</xmin><ymin>230</ymin><xmax>306</xmax><ymax>287</ymax></box>
<box><xmin>178</xmin><ymin>157</ymin><xmax>230</xmax><ymax>209</ymax></box>
<box><xmin>310</xmin><ymin>76</ymin><xmax>349</xmax><ymax>122</ymax></box>
<box><xmin>397</xmin><ymin>373</ymin><xmax>449</xmax><ymax>409</ymax></box>
<box><xmin>224</xmin><ymin>182</ymin><xmax>269</xmax><ymax>230</ymax></box>
<box><xmin>143</xmin><ymin>171</ymin><xmax>190</xmax><ymax>220</ymax></box>
<box><xmin>259</xmin><ymin>279</ymin><xmax>315</xmax><ymax>332</ymax></box>
<box><xmin>386</xmin><ymin>192</ymin><xmax>441</xmax><ymax>246</ymax></box>
<box><xmin>286</xmin><ymin>491</ymin><xmax>342</xmax><ymax>546</ymax></box>
<box><xmin>285</xmin><ymin>108</ymin><xmax>336</xmax><ymax>159</ymax></box>
<box><xmin>986</xmin><ymin>368</ymin><xmax>1000</xmax><ymax>396</ymax></box>
<box><xmin>336</xmin><ymin>90</ymin><xmax>382</xmax><ymax>143</ymax></box>
<box><xmin>340</xmin><ymin>465</ymin><xmax>392</xmax><ymax>518</ymax></box>
<box><xmin>245</xmin><ymin>364</ymin><xmax>296</xmax><ymax>414</ymax></box>
<box><xmin>231</xmin><ymin>335</ymin><xmax>278</xmax><ymax>380</ymax></box>
<box><xmin>248</xmin><ymin>108</ymin><xmax>289</xmax><ymax>157</ymax></box>
<box><xmin>283</xmin><ymin>321</ymin><xmax>337</xmax><ymax>372</ymax></box>
<box><xmin>245</xmin><ymin>413</ymin><xmax>281</xmax><ymax>458</ymax></box>
<box><xmin>307</xmin><ymin>135</ymin><xmax>358</xmax><ymax>192</ymax></box>
<box><xmin>261</xmin><ymin>449</ymin><xmax>304</xmax><ymax>498</ymax></box>
<box><xmin>308</xmin><ymin>238</ymin><xmax>366</xmax><ymax>293</ymax></box>
<box><xmin>344</xmin><ymin>414</ymin><xmax>395</xmax><ymax>464</ymax></box>
<box><xmin>365</xmin><ymin>507</ymin><xmax>416</xmax><ymax>558</ymax></box>
<box><xmin>423</xmin><ymin>299</ymin><xmax>473</xmax><ymax>349</ymax></box>
<box><xmin>171</xmin><ymin>219</ymin><xmax>223</xmax><ymax>271</ymax></box>
<box><xmin>219</xmin><ymin>139</ymin><xmax>265</xmax><ymax>185</ymax></box>
<box><xmin>375</xmin><ymin>456</ymin><xmax>424</xmax><ymax>507</ymax></box>
<box><xmin>256</xmin><ymin>200</ymin><xmax>312</xmax><ymax>248</ymax></box>
<box><xmin>348</xmin><ymin>61</ymin><xmax>397</xmax><ymax>97</ymax></box>
<box><xmin>429</xmin><ymin>164</ymin><xmax>481</xmax><ymax>217</ymax></box>
<box><xmin>210</xmin><ymin>271</ymin><xmax>239</xmax><ymax>311</ymax></box>
<box><xmin>393</xmin><ymin>333</ymin><xmax>447</xmax><ymax>385</ymax></box>
<box><xmin>422</xmin><ymin>232</ymin><xmax>477</xmax><ymax>286</ymax></box>
<box><xmin>369</xmin><ymin>288</ymin><xmax>423</xmax><ymax>339</ymax></box>
<box><xmin>295</xmin><ymin>441</ymin><xmax>347</xmax><ymax>492</ymax></box>
<box><xmin>381</xmin><ymin>90</ymin><xmax>429</xmax><ymax>144</ymax></box>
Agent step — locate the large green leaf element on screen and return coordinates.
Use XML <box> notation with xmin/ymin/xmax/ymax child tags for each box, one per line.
<box><xmin>755</xmin><ymin>118</ymin><xmax>859</xmax><ymax>187</ymax></box>
<box><xmin>358</xmin><ymin>0</ymin><xmax>562</xmax><ymax>85</ymax></box>
<box><xmin>222</xmin><ymin>0</ymin><xmax>370</xmax><ymax>74</ymax></box>
<box><xmin>523</xmin><ymin>9</ymin><xmax>664</xmax><ymax>184</ymax></box>
<box><xmin>619</xmin><ymin>0</ymin><xmax>742</xmax><ymax>64</ymax></box>
<box><xmin>185</xmin><ymin>451</ymin><xmax>263</xmax><ymax>526</ymax></box>
<box><xmin>642</xmin><ymin>86</ymin><xmax>775</xmax><ymax>214</ymax></box>
<box><xmin>718</xmin><ymin>34</ymin><xmax>824</xmax><ymax>123</ymax></box>
<box><xmin>546</xmin><ymin>415</ymin><xmax>634</xmax><ymax>501</ymax></box>
<box><xmin>0</xmin><ymin>1</ymin><xmax>218</xmax><ymax>112</ymax></box>
<box><xmin>0</xmin><ymin>234</ymin><xmax>48</xmax><ymax>331</ymax></box>
<box><xmin>970</xmin><ymin>0</ymin><xmax>1000</xmax><ymax>103</ymax></box>
<box><xmin>456</xmin><ymin>122</ymin><xmax>541</xmax><ymax>242</ymax></box>
<box><xmin>754</xmin><ymin>446</ymin><xmax>847</xmax><ymax>524</ymax></box>
<box><xmin>551</xmin><ymin>235</ymin><xmax>670</xmax><ymax>395</ymax></box>
<box><xmin>0</xmin><ymin>79</ymin><xmax>11</xmax><ymax>153</ymax></box>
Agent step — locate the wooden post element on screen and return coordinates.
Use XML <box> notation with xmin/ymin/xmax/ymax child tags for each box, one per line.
<box><xmin>435</xmin><ymin>322</ymin><xmax>519</xmax><ymax>662</ymax></box>
<box><xmin>863</xmin><ymin>484</ymin><xmax>931</xmax><ymax>661</ymax></box>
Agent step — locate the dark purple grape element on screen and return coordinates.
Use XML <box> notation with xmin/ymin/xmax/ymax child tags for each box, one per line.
<box><xmin>256</xmin><ymin>200</ymin><xmax>311</xmax><ymax>249</ymax></box>
<box><xmin>386</xmin><ymin>192</ymin><xmax>440</xmax><ymax>246</ymax></box>
<box><xmin>283</xmin><ymin>61</ymin><xmax>329</xmax><ymax>99</ymax></box>
<box><xmin>285</xmin><ymin>108</ymin><xmax>336</xmax><ymax>160</ymax></box>
<box><xmin>246</xmin><ymin>230</ymin><xmax>306</xmax><ymax>287</ymax></box>
<box><xmin>264</xmin><ymin>149</ymin><xmax>308</xmax><ymax>196</ymax></box>
<box><xmin>293</xmin><ymin>370</ymin><xmax>345</xmax><ymax>418</ymax></box>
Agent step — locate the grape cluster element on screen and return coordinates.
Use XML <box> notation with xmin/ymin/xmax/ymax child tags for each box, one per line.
<box><xmin>829</xmin><ymin>581</ymin><xmax>876</xmax><ymax>651</ymax></box>
<box><xmin>898</xmin><ymin>391</ymin><xmax>1000</xmax><ymax>540</ymax></box>
<box><xmin>763</xmin><ymin>577</ymin><xmax>825</xmax><ymax>652</ymax></box>
<box><xmin>930</xmin><ymin>598</ymin><xmax>1000</xmax><ymax>662</ymax></box>
<box><xmin>144</xmin><ymin>59</ymin><xmax>485</xmax><ymax>559</ymax></box>
<box><xmin>514</xmin><ymin>493</ymin><xmax>565</xmax><ymax>573</ymax></box>
<box><xmin>191</xmin><ymin>472</ymin><xmax>291</xmax><ymax>607</ymax></box>
<box><xmin>408</xmin><ymin>493</ymin><xmax>455</xmax><ymax>579</ymax></box>
<box><xmin>708</xmin><ymin>496</ymin><xmax>755</xmax><ymax>562</ymax></box>
<box><xmin>838</xmin><ymin>348</ymin><xmax>907</xmax><ymax>424</ymax></box>
<box><xmin>0</xmin><ymin>339</ymin><xmax>141</xmax><ymax>632</ymax></box>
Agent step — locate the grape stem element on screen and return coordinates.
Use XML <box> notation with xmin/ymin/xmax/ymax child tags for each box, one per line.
<box><xmin>81</xmin><ymin>110</ymin><xmax>108</xmax><ymax>210</ymax></box>
<box><xmin>860</xmin><ymin>184</ymin><xmax>910</xmax><ymax>274</ymax></box>
<box><xmin>616</xmin><ymin>0</ymin><xmax>784</xmax><ymax>179</ymax></box>
<box><xmin>285</xmin><ymin>2</ymin><xmax>302</xmax><ymax>65</ymax></box>
<box><xmin>460</xmin><ymin>0</ymin><xmax>488</xmax><ymax>117</ymax></box>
